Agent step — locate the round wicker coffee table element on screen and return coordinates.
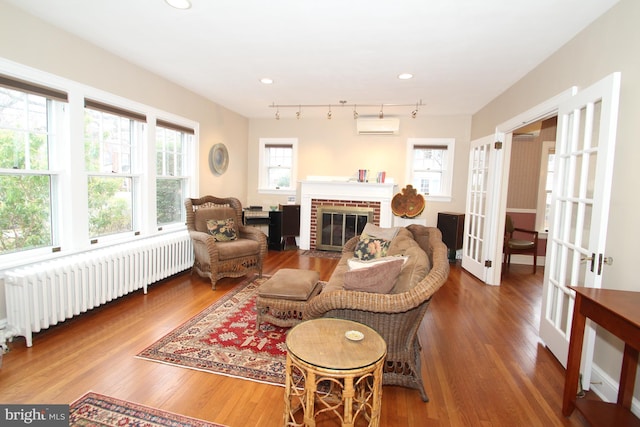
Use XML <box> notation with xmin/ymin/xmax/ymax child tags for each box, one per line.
<box><xmin>283</xmin><ymin>318</ymin><xmax>386</xmax><ymax>427</ymax></box>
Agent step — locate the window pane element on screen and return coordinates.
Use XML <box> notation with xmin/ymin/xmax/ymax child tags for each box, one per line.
<box><xmin>413</xmin><ymin>171</ymin><xmax>442</xmax><ymax>195</ymax></box>
<box><xmin>268</xmin><ymin>167</ymin><xmax>291</xmax><ymax>188</ymax></box>
<box><xmin>265</xmin><ymin>144</ymin><xmax>293</xmax><ymax>189</ymax></box>
<box><xmin>84</xmin><ymin>109</ymin><xmax>133</xmax><ymax>173</ymax></box>
<box><xmin>0</xmin><ymin>88</ymin><xmax>50</xmax><ymax>170</ymax></box>
<box><xmin>0</xmin><ymin>174</ymin><xmax>52</xmax><ymax>254</ymax></box>
<box><xmin>156</xmin><ymin>179</ymin><xmax>185</xmax><ymax>225</ymax></box>
<box><xmin>88</xmin><ymin>176</ymin><xmax>133</xmax><ymax>237</ymax></box>
<box><xmin>413</xmin><ymin>148</ymin><xmax>446</xmax><ymax>172</ymax></box>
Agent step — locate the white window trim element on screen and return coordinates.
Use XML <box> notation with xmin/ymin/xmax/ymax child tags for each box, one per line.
<box><xmin>258</xmin><ymin>137</ymin><xmax>298</xmax><ymax>195</ymax></box>
<box><xmin>406</xmin><ymin>137</ymin><xmax>455</xmax><ymax>202</ymax></box>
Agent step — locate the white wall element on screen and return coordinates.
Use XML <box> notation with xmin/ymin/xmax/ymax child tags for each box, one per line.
<box><xmin>471</xmin><ymin>0</ymin><xmax>640</xmax><ymax>403</ymax></box>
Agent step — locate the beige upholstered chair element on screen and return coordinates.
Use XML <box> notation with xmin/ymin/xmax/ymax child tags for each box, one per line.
<box><xmin>304</xmin><ymin>225</ymin><xmax>450</xmax><ymax>402</ymax></box>
<box><xmin>185</xmin><ymin>196</ymin><xmax>267</xmax><ymax>289</ymax></box>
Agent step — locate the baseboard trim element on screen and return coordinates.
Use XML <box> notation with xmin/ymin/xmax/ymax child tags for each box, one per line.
<box><xmin>590</xmin><ymin>363</ymin><xmax>640</xmax><ymax>418</ymax></box>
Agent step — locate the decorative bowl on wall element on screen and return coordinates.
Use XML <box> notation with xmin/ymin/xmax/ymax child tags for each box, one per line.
<box><xmin>209</xmin><ymin>143</ymin><xmax>229</xmax><ymax>176</ymax></box>
<box><xmin>391</xmin><ymin>185</ymin><xmax>425</xmax><ymax>218</ymax></box>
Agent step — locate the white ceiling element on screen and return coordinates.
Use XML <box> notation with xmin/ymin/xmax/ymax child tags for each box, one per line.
<box><xmin>6</xmin><ymin>0</ymin><xmax>620</xmax><ymax>119</ymax></box>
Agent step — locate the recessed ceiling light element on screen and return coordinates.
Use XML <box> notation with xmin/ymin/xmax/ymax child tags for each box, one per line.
<box><xmin>260</xmin><ymin>78</ymin><xmax>274</xmax><ymax>85</ymax></box>
<box><xmin>165</xmin><ymin>0</ymin><xmax>191</xmax><ymax>10</ymax></box>
<box><xmin>398</xmin><ymin>73</ymin><xmax>414</xmax><ymax>80</ymax></box>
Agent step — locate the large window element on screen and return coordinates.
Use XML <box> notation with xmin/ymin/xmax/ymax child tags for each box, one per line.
<box><xmin>84</xmin><ymin>100</ymin><xmax>145</xmax><ymax>239</ymax></box>
<box><xmin>407</xmin><ymin>138</ymin><xmax>455</xmax><ymax>201</ymax></box>
<box><xmin>258</xmin><ymin>138</ymin><xmax>297</xmax><ymax>193</ymax></box>
<box><xmin>0</xmin><ymin>76</ymin><xmax>67</xmax><ymax>256</ymax></box>
<box><xmin>156</xmin><ymin>120</ymin><xmax>193</xmax><ymax>227</ymax></box>
<box><xmin>0</xmin><ymin>63</ymin><xmax>198</xmax><ymax>268</ymax></box>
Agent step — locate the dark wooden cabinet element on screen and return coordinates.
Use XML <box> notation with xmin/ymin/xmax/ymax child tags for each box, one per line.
<box><xmin>437</xmin><ymin>212</ymin><xmax>465</xmax><ymax>261</ymax></box>
<box><xmin>268</xmin><ymin>205</ymin><xmax>300</xmax><ymax>251</ymax></box>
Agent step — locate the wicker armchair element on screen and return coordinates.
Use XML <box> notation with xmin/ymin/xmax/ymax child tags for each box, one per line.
<box><xmin>185</xmin><ymin>196</ymin><xmax>267</xmax><ymax>290</ymax></box>
<box><xmin>304</xmin><ymin>225</ymin><xmax>449</xmax><ymax>401</ymax></box>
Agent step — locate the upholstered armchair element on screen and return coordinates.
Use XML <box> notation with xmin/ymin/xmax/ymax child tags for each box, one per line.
<box><xmin>185</xmin><ymin>196</ymin><xmax>267</xmax><ymax>289</ymax></box>
<box><xmin>503</xmin><ymin>215</ymin><xmax>538</xmax><ymax>274</ymax></box>
<box><xmin>304</xmin><ymin>225</ymin><xmax>450</xmax><ymax>401</ymax></box>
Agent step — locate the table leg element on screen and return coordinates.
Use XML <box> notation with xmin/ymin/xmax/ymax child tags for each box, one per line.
<box><xmin>342</xmin><ymin>376</ymin><xmax>355</xmax><ymax>427</ymax></box>
<box><xmin>369</xmin><ymin>360</ymin><xmax>384</xmax><ymax>427</ymax></box>
<box><xmin>304</xmin><ymin>370</ymin><xmax>316</xmax><ymax>427</ymax></box>
<box><xmin>618</xmin><ymin>343</ymin><xmax>639</xmax><ymax>409</ymax></box>
<box><xmin>563</xmin><ymin>294</ymin><xmax>587</xmax><ymax>417</ymax></box>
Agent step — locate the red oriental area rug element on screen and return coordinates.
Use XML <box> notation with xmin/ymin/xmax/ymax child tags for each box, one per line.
<box><xmin>136</xmin><ymin>275</ymin><xmax>289</xmax><ymax>386</ymax></box>
<box><xmin>70</xmin><ymin>392</ymin><xmax>226</xmax><ymax>427</ymax></box>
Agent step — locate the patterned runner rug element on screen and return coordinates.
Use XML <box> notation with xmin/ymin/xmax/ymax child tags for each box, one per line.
<box><xmin>137</xmin><ymin>275</ymin><xmax>289</xmax><ymax>386</ymax></box>
<box><xmin>70</xmin><ymin>392</ymin><xmax>226</xmax><ymax>427</ymax></box>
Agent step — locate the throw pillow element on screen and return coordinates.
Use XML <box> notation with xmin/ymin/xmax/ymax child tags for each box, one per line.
<box><xmin>354</xmin><ymin>237</ymin><xmax>390</xmax><ymax>261</ymax></box>
<box><xmin>347</xmin><ymin>255</ymin><xmax>409</xmax><ymax>270</ymax></box>
<box><xmin>361</xmin><ymin>223</ymin><xmax>400</xmax><ymax>241</ymax></box>
<box><xmin>206</xmin><ymin>218</ymin><xmax>237</xmax><ymax>241</ymax></box>
<box><xmin>344</xmin><ymin>257</ymin><xmax>405</xmax><ymax>293</ymax></box>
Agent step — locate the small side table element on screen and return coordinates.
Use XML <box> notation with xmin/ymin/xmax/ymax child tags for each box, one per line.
<box><xmin>563</xmin><ymin>286</ymin><xmax>640</xmax><ymax>426</ymax></box>
<box><xmin>284</xmin><ymin>318</ymin><xmax>386</xmax><ymax>427</ymax></box>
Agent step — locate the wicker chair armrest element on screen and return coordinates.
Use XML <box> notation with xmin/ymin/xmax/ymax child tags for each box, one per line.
<box><xmin>188</xmin><ymin>230</ymin><xmax>220</xmax><ymax>258</ymax></box>
<box><xmin>238</xmin><ymin>225</ymin><xmax>268</xmax><ymax>257</ymax></box>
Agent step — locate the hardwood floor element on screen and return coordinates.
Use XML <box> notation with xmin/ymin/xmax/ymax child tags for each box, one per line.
<box><xmin>0</xmin><ymin>250</ymin><xmax>592</xmax><ymax>426</ymax></box>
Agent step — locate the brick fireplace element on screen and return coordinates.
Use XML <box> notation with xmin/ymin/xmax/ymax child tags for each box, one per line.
<box><xmin>299</xmin><ymin>180</ymin><xmax>397</xmax><ymax>250</ymax></box>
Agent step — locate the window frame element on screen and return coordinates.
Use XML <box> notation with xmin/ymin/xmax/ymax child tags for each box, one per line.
<box><xmin>406</xmin><ymin>137</ymin><xmax>455</xmax><ymax>202</ymax></box>
<box><xmin>536</xmin><ymin>140</ymin><xmax>555</xmax><ymax>232</ymax></box>
<box><xmin>0</xmin><ymin>75</ymin><xmax>68</xmax><ymax>262</ymax></box>
<box><xmin>258</xmin><ymin>137</ymin><xmax>298</xmax><ymax>195</ymax></box>
<box><xmin>155</xmin><ymin>119</ymin><xmax>194</xmax><ymax>230</ymax></box>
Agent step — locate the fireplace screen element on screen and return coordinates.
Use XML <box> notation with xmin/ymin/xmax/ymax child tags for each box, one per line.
<box><xmin>316</xmin><ymin>206</ymin><xmax>374</xmax><ymax>251</ymax></box>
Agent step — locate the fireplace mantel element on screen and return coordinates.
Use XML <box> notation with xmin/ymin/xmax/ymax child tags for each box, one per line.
<box><xmin>299</xmin><ymin>180</ymin><xmax>398</xmax><ymax>250</ymax></box>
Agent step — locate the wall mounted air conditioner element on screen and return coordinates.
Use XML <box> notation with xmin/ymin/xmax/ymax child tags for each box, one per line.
<box><xmin>356</xmin><ymin>118</ymin><xmax>400</xmax><ymax>135</ymax></box>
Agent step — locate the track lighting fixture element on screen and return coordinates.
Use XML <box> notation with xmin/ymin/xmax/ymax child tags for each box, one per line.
<box><xmin>269</xmin><ymin>100</ymin><xmax>422</xmax><ymax>119</ymax></box>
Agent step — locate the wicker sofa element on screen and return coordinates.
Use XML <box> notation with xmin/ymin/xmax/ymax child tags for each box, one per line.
<box><xmin>304</xmin><ymin>224</ymin><xmax>450</xmax><ymax>401</ymax></box>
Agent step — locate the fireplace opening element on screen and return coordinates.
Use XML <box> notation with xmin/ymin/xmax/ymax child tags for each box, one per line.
<box><xmin>316</xmin><ymin>206</ymin><xmax>374</xmax><ymax>251</ymax></box>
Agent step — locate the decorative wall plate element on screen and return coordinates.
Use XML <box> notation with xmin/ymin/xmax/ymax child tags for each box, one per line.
<box><xmin>209</xmin><ymin>143</ymin><xmax>229</xmax><ymax>175</ymax></box>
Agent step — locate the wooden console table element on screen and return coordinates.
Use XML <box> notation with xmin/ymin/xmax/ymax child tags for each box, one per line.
<box><xmin>563</xmin><ymin>286</ymin><xmax>640</xmax><ymax>426</ymax></box>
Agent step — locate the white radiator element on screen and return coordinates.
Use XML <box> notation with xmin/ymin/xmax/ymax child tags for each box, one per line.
<box><xmin>4</xmin><ymin>232</ymin><xmax>193</xmax><ymax>347</ymax></box>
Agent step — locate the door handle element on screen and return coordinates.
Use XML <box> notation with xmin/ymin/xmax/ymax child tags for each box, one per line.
<box><xmin>580</xmin><ymin>253</ymin><xmax>596</xmax><ymax>272</ymax></box>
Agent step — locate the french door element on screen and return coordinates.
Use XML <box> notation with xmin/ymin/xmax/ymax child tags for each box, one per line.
<box><xmin>539</xmin><ymin>73</ymin><xmax>621</xmax><ymax>389</ymax></box>
<box><xmin>461</xmin><ymin>135</ymin><xmax>502</xmax><ymax>284</ymax></box>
